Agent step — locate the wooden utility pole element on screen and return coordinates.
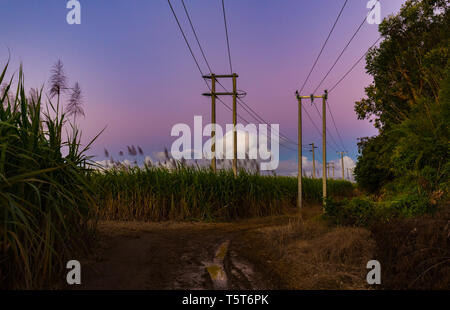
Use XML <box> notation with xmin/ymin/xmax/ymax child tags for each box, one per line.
<box><xmin>332</xmin><ymin>162</ymin><xmax>335</xmax><ymax>178</ymax></box>
<box><xmin>322</xmin><ymin>92</ymin><xmax>328</xmax><ymax>206</ymax></box>
<box><xmin>295</xmin><ymin>91</ymin><xmax>302</xmax><ymax>209</ymax></box>
<box><xmin>232</xmin><ymin>74</ymin><xmax>238</xmax><ymax>177</ymax></box>
<box><xmin>309</xmin><ymin>143</ymin><xmax>318</xmax><ymax>178</ymax></box>
<box><xmin>296</xmin><ymin>90</ymin><xmax>328</xmax><ymax>209</ymax></box>
<box><xmin>211</xmin><ymin>74</ymin><xmax>216</xmax><ymax>172</ymax></box>
<box><xmin>203</xmin><ymin>74</ymin><xmax>239</xmax><ymax>177</ymax></box>
<box><xmin>337</xmin><ymin>151</ymin><xmax>347</xmax><ymax>180</ymax></box>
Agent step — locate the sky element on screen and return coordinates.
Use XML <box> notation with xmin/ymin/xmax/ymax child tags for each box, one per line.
<box><xmin>0</xmin><ymin>0</ymin><xmax>407</xmax><ymax>176</ymax></box>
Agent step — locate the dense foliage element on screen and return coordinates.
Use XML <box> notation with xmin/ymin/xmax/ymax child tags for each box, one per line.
<box><xmin>0</xmin><ymin>64</ymin><xmax>97</xmax><ymax>289</ymax></box>
<box><xmin>354</xmin><ymin>0</ymin><xmax>449</xmax><ymax>207</ymax></box>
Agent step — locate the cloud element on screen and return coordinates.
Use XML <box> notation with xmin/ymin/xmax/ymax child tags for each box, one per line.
<box><xmin>274</xmin><ymin>156</ymin><xmax>356</xmax><ymax>180</ymax></box>
<box><xmin>205</xmin><ymin>129</ymin><xmax>259</xmax><ymax>159</ymax></box>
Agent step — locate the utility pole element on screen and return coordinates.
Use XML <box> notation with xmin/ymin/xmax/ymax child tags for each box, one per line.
<box><xmin>296</xmin><ymin>90</ymin><xmax>328</xmax><ymax>209</ymax></box>
<box><xmin>295</xmin><ymin>91</ymin><xmax>302</xmax><ymax>210</ymax></box>
<box><xmin>322</xmin><ymin>91</ymin><xmax>328</xmax><ymax>206</ymax></box>
<box><xmin>232</xmin><ymin>74</ymin><xmax>238</xmax><ymax>177</ymax></box>
<box><xmin>337</xmin><ymin>151</ymin><xmax>348</xmax><ymax>180</ymax></box>
<box><xmin>211</xmin><ymin>74</ymin><xmax>216</xmax><ymax>172</ymax></box>
<box><xmin>203</xmin><ymin>73</ymin><xmax>239</xmax><ymax>177</ymax></box>
<box><xmin>332</xmin><ymin>162</ymin><xmax>335</xmax><ymax>179</ymax></box>
<box><xmin>309</xmin><ymin>143</ymin><xmax>318</xmax><ymax>178</ymax></box>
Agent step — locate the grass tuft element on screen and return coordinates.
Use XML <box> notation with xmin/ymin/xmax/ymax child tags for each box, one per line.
<box><xmin>0</xmin><ymin>63</ymin><xmax>97</xmax><ymax>289</ymax></box>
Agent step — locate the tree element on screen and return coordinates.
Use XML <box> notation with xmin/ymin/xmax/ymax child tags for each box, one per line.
<box><xmin>355</xmin><ymin>0</ymin><xmax>449</xmax><ymax>130</ymax></box>
<box><xmin>354</xmin><ymin>0</ymin><xmax>449</xmax><ymax>196</ymax></box>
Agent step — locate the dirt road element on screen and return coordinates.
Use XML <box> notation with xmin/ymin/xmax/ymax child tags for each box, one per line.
<box><xmin>74</xmin><ymin>215</ymin><xmax>295</xmax><ymax>290</ymax></box>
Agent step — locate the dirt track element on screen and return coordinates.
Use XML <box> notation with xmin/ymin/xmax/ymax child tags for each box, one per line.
<box><xmin>70</xmin><ymin>205</ymin><xmax>450</xmax><ymax>290</ymax></box>
<box><xmin>74</xmin><ymin>216</ymin><xmax>295</xmax><ymax>290</ymax></box>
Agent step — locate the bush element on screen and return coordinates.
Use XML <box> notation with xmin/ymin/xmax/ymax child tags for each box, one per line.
<box><xmin>324</xmin><ymin>192</ymin><xmax>435</xmax><ymax>227</ymax></box>
<box><xmin>324</xmin><ymin>197</ymin><xmax>375</xmax><ymax>226</ymax></box>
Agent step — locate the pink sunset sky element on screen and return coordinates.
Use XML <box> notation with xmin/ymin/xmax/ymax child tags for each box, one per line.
<box><xmin>0</xmin><ymin>0</ymin><xmax>407</xmax><ymax>175</ymax></box>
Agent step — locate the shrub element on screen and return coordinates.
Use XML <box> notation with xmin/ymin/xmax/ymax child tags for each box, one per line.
<box><xmin>324</xmin><ymin>192</ymin><xmax>434</xmax><ymax>227</ymax></box>
<box><xmin>324</xmin><ymin>197</ymin><xmax>375</xmax><ymax>226</ymax></box>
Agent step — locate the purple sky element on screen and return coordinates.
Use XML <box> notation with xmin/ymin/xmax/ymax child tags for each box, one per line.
<box><xmin>0</xmin><ymin>0</ymin><xmax>406</xmax><ymax>169</ymax></box>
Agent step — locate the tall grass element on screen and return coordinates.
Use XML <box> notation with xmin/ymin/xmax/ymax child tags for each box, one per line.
<box><xmin>0</xmin><ymin>63</ymin><xmax>97</xmax><ymax>289</ymax></box>
<box><xmin>91</xmin><ymin>165</ymin><xmax>354</xmax><ymax>221</ymax></box>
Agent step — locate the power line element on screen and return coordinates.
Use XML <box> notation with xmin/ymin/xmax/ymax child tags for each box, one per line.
<box><xmin>302</xmin><ymin>104</ymin><xmax>340</xmax><ymax>154</ymax></box>
<box><xmin>312</xmin><ymin>0</ymin><xmax>380</xmax><ymax>94</ymax></box>
<box><xmin>294</xmin><ymin>0</ymin><xmax>351</xmax><ymax>152</ymax></box>
<box><xmin>181</xmin><ymin>0</ymin><xmax>213</xmax><ymax>74</ymax></box>
<box><xmin>309</xmin><ymin>1</ymin><xmax>381</xmax><ymax>153</ymax></box>
<box><xmin>306</xmin><ymin>96</ymin><xmax>347</xmax><ymax>152</ymax></box>
<box><xmin>329</xmin><ymin>36</ymin><xmax>382</xmax><ymax>93</ymax></box>
<box><xmin>237</xmin><ymin>96</ymin><xmax>298</xmax><ymax>146</ymax></box>
<box><xmin>298</xmin><ymin>0</ymin><xmax>348</xmax><ymax>94</ymax></box>
<box><xmin>326</xmin><ymin>100</ymin><xmax>347</xmax><ymax>152</ymax></box>
<box><xmin>169</xmin><ymin>0</ymin><xmax>295</xmax><ymax>153</ymax></box>
<box><xmin>221</xmin><ymin>0</ymin><xmax>233</xmax><ymax>74</ymax></box>
<box><xmin>212</xmin><ymin>77</ymin><xmax>298</xmax><ymax>146</ymax></box>
<box><xmin>241</xmin><ymin>100</ymin><xmax>297</xmax><ymax>145</ymax></box>
<box><xmin>168</xmin><ymin>0</ymin><xmax>231</xmax><ymax>115</ymax></box>
<box><xmin>302</xmin><ymin>104</ymin><xmax>322</xmax><ymax>138</ymax></box>
<box><xmin>216</xmin><ymin>98</ymin><xmax>297</xmax><ymax>152</ymax></box>
<box><xmin>325</xmin><ymin>36</ymin><xmax>383</xmax><ymax>152</ymax></box>
<box><xmin>307</xmin><ymin>96</ymin><xmax>341</xmax><ymax>150</ymax></box>
<box><xmin>307</xmin><ymin>99</ymin><xmax>345</xmax><ymax>152</ymax></box>
<box><xmin>180</xmin><ymin>0</ymin><xmax>297</xmax><ymax>148</ymax></box>
<box><xmin>177</xmin><ymin>0</ymin><xmax>235</xmax><ymax>119</ymax></box>
<box><xmin>168</xmin><ymin>0</ymin><xmax>239</xmax><ymax>130</ymax></box>
<box><xmin>167</xmin><ymin>0</ymin><xmax>206</xmax><ymax>79</ymax></box>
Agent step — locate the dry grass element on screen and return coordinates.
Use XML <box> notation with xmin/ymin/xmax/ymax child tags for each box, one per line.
<box><xmin>233</xmin><ymin>204</ymin><xmax>376</xmax><ymax>289</ymax></box>
<box><xmin>371</xmin><ymin>206</ymin><xmax>450</xmax><ymax>290</ymax></box>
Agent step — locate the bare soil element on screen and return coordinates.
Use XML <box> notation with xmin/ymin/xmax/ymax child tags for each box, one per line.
<box><xmin>73</xmin><ymin>214</ymin><xmax>297</xmax><ymax>290</ymax></box>
<box><xmin>71</xmin><ymin>205</ymin><xmax>376</xmax><ymax>290</ymax></box>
